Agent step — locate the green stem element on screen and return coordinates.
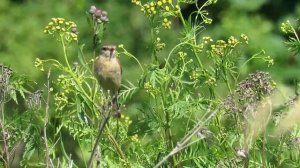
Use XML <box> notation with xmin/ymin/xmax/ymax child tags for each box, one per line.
<box><xmin>177</xmin><ymin>8</ymin><xmax>186</xmax><ymax>28</ymax></box>
<box><xmin>105</xmin><ymin>125</ymin><xmax>130</xmax><ymax>167</ymax></box>
<box><xmin>240</xmin><ymin>50</ymin><xmax>265</xmax><ymax>68</ymax></box>
<box><xmin>121</xmin><ymin>49</ymin><xmax>144</xmax><ymax>73</ymax></box>
<box><xmin>160</xmin><ymin>85</ymin><xmax>175</xmax><ymax>165</ymax></box>
<box><xmin>150</xmin><ymin>18</ymin><xmax>158</xmax><ymax>64</ymax></box>
<box><xmin>192</xmin><ymin>45</ymin><xmax>204</xmax><ymax>69</ymax></box>
<box><xmin>59</xmin><ymin>35</ymin><xmax>98</xmax><ymax>117</ymax></box>
<box><xmin>60</xmin><ymin>34</ymin><xmax>71</xmax><ymax>71</ymax></box>
<box><xmin>292</xmin><ymin>27</ymin><xmax>300</xmax><ymax>42</ymax></box>
<box><xmin>222</xmin><ymin>65</ymin><xmax>232</xmax><ymax>94</ymax></box>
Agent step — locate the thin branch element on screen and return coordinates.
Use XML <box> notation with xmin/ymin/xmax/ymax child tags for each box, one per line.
<box><xmin>154</xmin><ymin>106</ymin><xmax>218</xmax><ymax>168</ymax></box>
<box><xmin>87</xmin><ymin>107</ymin><xmax>111</xmax><ymax>168</ymax></box>
<box><xmin>0</xmin><ymin>101</ymin><xmax>10</xmax><ymax>168</ymax></box>
<box><xmin>44</xmin><ymin>69</ymin><xmax>51</xmax><ymax>167</ymax></box>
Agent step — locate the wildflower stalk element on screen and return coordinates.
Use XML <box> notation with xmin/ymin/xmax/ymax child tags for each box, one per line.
<box><xmin>177</xmin><ymin>9</ymin><xmax>186</xmax><ymax>28</ymax></box>
<box><xmin>0</xmin><ymin>101</ymin><xmax>10</xmax><ymax>168</ymax></box>
<box><xmin>150</xmin><ymin>19</ymin><xmax>158</xmax><ymax>64</ymax></box>
<box><xmin>44</xmin><ymin>69</ymin><xmax>51</xmax><ymax>168</ymax></box>
<box><xmin>154</xmin><ymin>105</ymin><xmax>218</xmax><ymax>168</ymax></box>
<box><xmin>118</xmin><ymin>45</ymin><xmax>144</xmax><ymax>73</ymax></box>
<box><xmin>60</xmin><ymin>34</ymin><xmax>72</xmax><ymax>71</ymax></box>
<box><xmin>105</xmin><ymin>125</ymin><xmax>129</xmax><ymax>167</ymax></box>
<box><xmin>291</xmin><ymin>26</ymin><xmax>300</xmax><ymax>42</ymax></box>
<box><xmin>87</xmin><ymin>109</ymin><xmax>110</xmax><ymax>168</ymax></box>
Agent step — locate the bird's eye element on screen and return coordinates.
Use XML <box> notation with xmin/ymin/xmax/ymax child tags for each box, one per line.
<box><xmin>102</xmin><ymin>47</ymin><xmax>107</xmax><ymax>51</ymax></box>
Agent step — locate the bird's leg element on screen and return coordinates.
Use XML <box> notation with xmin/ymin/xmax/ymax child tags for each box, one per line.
<box><xmin>101</xmin><ymin>90</ymin><xmax>112</xmax><ymax>113</ymax></box>
<box><xmin>112</xmin><ymin>93</ymin><xmax>121</xmax><ymax>118</ymax></box>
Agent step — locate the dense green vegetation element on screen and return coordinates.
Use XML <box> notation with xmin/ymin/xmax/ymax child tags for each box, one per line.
<box><xmin>1</xmin><ymin>0</ymin><xmax>300</xmax><ymax>167</ymax></box>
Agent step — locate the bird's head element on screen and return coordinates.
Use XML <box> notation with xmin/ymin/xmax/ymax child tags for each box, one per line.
<box><xmin>101</xmin><ymin>45</ymin><xmax>116</xmax><ymax>59</ymax></box>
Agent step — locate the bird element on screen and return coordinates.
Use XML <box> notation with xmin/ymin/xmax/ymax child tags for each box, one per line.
<box><xmin>94</xmin><ymin>45</ymin><xmax>122</xmax><ymax>117</ymax></box>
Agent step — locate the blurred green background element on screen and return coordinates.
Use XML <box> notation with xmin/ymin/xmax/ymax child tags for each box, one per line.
<box><xmin>1</xmin><ymin>0</ymin><xmax>300</xmax><ymax>167</ymax></box>
<box><xmin>1</xmin><ymin>0</ymin><xmax>300</xmax><ymax>104</ymax></box>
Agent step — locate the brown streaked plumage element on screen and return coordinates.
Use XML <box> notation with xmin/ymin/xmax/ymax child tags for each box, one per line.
<box><xmin>94</xmin><ymin>45</ymin><xmax>122</xmax><ymax>116</ymax></box>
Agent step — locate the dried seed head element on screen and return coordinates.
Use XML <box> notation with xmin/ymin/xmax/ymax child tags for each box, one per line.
<box><xmin>27</xmin><ymin>90</ymin><xmax>43</xmax><ymax>110</ymax></box>
<box><xmin>235</xmin><ymin>148</ymin><xmax>248</xmax><ymax>158</ymax></box>
<box><xmin>88</xmin><ymin>6</ymin><xmax>109</xmax><ymax>23</ymax></box>
<box><xmin>0</xmin><ymin>64</ymin><xmax>13</xmax><ymax>103</ymax></box>
<box><xmin>223</xmin><ymin>71</ymin><xmax>274</xmax><ymax>114</ymax></box>
<box><xmin>89</xmin><ymin>5</ymin><xmax>97</xmax><ymax>14</ymax></box>
<box><xmin>196</xmin><ymin>127</ymin><xmax>212</xmax><ymax>139</ymax></box>
<box><xmin>236</xmin><ymin>71</ymin><xmax>274</xmax><ymax>102</ymax></box>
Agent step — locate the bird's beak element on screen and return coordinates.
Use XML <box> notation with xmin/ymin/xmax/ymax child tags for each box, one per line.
<box><xmin>109</xmin><ymin>49</ymin><xmax>114</xmax><ymax>58</ymax></box>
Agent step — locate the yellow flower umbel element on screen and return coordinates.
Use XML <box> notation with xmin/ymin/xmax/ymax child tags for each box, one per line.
<box><xmin>132</xmin><ymin>0</ymin><xmax>180</xmax><ymax>29</ymax></box>
<box><xmin>44</xmin><ymin>17</ymin><xmax>78</xmax><ymax>43</ymax></box>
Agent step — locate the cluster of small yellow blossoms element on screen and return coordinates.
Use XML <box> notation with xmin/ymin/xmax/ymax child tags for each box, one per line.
<box><xmin>162</xmin><ymin>18</ymin><xmax>172</xmax><ymax>29</ymax></box>
<box><xmin>44</xmin><ymin>18</ymin><xmax>78</xmax><ymax>42</ymax></box>
<box><xmin>190</xmin><ymin>70</ymin><xmax>201</xmax><ymax>81</ymax></box>
<box><xmin>205</xmin><ymin>76</ymin><xmax>217</xmax><ymax>87</ymax></box>
<box><xmin>208</xmin><ymin>34</ymin><xmax>249</xmax><ymax>56</ymax></box>
<box><xmin>57</xmin><ymin>75</ymin><xmax>73</xmax><ymax>94</ymax></box>
<box><xmin>142</xmin><ymin>1</ymin><xmax>157</xmax><ymax>16</ymax></box>
<box><xmin>195</xmin><ymin>43</ymin><xmax>204</xmax><ymax>52</ymax></box>
<box><xmin>227</xmin><ymin>36</ymin><xmax>239</xmax><ymax>48</ymax></box>
<box><xmin>121</xmin><ymin>114</ymin><xmax>133</xmax><ymax>126</ymax></box>
<box><xmin>144</xmin><ymin>82</ymin><xmax>156</xmax><ymax>95</ymax></box>
<box><xmin>131</xmin><ymin>134</ymin><xmax>140</xmax><ymax>143</ymax></box>
<box><xmin>155</xmin><ymin>37</ymin><xmax>166</xmax><ymax>51</ymax></box>
<box><xmin>265</xmin><ymin>55</ymin><xmax>274</xmax><ymax>67</ymax></box>
<box><xmin>240</xmin><ymin>34</ymin><xmax>248</xmax><ymax>44</ymax></box>
<box><xmin>280</xmin><ymin>20</ymin><xmax>294</xmax><ymax>34</ymax></box>
<box><xmin>210</xmin><ymin>40</ymin><xmax>227</xmax><ymax>56</ymax></box>
<box><xmin>132</xmin><ymin>0</ymin><xmax>181</xmax><ymax>29</ymax></box>
<box><xmin>177</xmin><ymin>51</ymin><xmax>187</xmax><ymax>60</ymax></box>
<box><xmin>203</xmin><ymin>36</ymin><xmax>213</xmax><ymax>44</ymax></box>
<box><xmin>34</xmin><ymin>58</ymin><xmax>44</xmax><ymax>71</ymax></box>
<box><xmin>54</xmin><ymin>92</ymin><xmax>68</xmax><ymax>111</ymax></box>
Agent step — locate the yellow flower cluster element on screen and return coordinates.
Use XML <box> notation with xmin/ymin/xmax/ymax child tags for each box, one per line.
<box><xmin>195</xmin><ymin>43</ymin><xmax>204</xmax><ymax>52</ymax></box>
<box><xmin>240</xmin><ymin>34</ymin><xmax>248</xmax><ymax>44</ymax></box>
<box><xmin>155</xmin><ymin>37</ymin><xmax>166</xmax><ymax>51</ymax></box>
<box><xmin>121</xmin><ymin>114</ymin><xmax>133</xmax><ymax>126</ymax></box>
<box><xmin>265</xmin><ymin>56</ymin><xmax>274</xmax><ymax>67</ymax></box>
<box><xmin>142</xmin><ymin>1</ymin><xmax>157</xmax><ymax>16</ymax></box>
<box><xmin>177</xmin><ymin>51</ymin><xmax>187</xmax><ymax>60</ymax></box>
<box><xmin>227</xmin><ymin>36</ymin><xmax>238</xmax><ymax>48</ymax></box>
<box><xmin>144</xmin><ymin>82</ymin><xmax>156</xmax><ymax>95</ymax></box>
<box><xmin>132</xmin><ymin>0</ymin><xmax>181</xmax><ymax>29</ymax></box>
<box><xmin>208</xmin><ymin>34</ymin><xmax>249</xmax><ymax>56</ymax></box>
<box><xmin>162</xmin><ymin>18</ymin><xmax>171</xmax><ymax>29</ymax></box>
<box><xmin>57</xmin><ymin>75</ymin><xmax>72</xmax><ymax>94</ymax></box>
<box><xmin>44</xmin><ymin>18</ymin><xmax>78</xmax><ymax>42</ymax></box>
<box><xmin>131</xmin><ymin>134</ymin><xmax>140</xmax><ymax>143</ymax></box>
<box><xmin>34</xmin><ymin>58</ymin><xmax>44</xmax><ymax>71</ymax></box>
<box><xmin>210</xmin><ymin>40</ymin><xmax>227</xmax><ymax>56</ymax></box>
<box><xmin>54</xmin><ymin>92</ymin><xmax>68</xmax><ymax>111</ymax></box>
<box><xmin>190</xmin><ymin>70</ymin><xmax>200</xmax><ymax>81</ymax></box>
<box><xmin>203</xmin><ymin>36</ymin><xmax>213</xmax><ymax>44</ymax></box>
<box><xmin>280</xmin><ymin>20</ymin><xmax>293</xmax><ymax>34</ymax></box>
<box><xmin>205</xmin><ymin>76</ymin><xmax>217</xmax><ymax>87</ymax></box>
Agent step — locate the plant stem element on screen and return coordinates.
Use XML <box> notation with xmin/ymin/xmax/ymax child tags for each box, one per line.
<box><xmin>44</xmin><ymin>69</ymin><xmax>51</xmax><ymax>168</ymax></box>
<box><xmin>87</xmin><ymin>107</ymin><xmax>110</xmax><ymax>168</ymax></box>
<box><xmin>60</xmin><ymin>34</ymin><xmax>71</xmax><ymax>71</ymax></box>
<box><xmin>154</xmin><ymin>106</ymin><xmax>218</xmax><ymax>168</ymax></box>
<box><xmin>0</xmin><ymin>102</ymin><xmax>10</xmax><ymax>168</ymax></box>
<box><xmin>178</xmin><ymin>8</ymin><xmax>186</xmax><ymax>28</ymax></box>
<box><xmin>150</xmin><ymin>18</ymin><xmax>158</xmax><ymax>64</ymax></box>
<box><xmin>105</xmin><ymin>125</ymin><xmax>129</xmax><ymax>167</ymax></box>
